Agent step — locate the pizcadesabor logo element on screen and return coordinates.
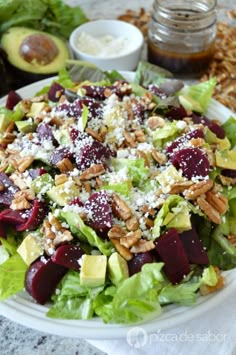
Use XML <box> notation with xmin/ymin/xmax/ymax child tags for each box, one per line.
<box><xmin>126</xmin><ymin>327</ymin><xmax>148</xmax><ymax>348</ymax></box>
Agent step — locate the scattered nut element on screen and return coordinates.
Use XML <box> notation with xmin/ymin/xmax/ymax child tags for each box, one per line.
<box><xmin>184</xmin><ymin>179</ymin><xmax>214</xmax><ymax>200</ymax></box>
<box><xmin>56</xmin><ymin>158</ymin><xmax>74</xmax><ymax>173</ymax></box>
<box><xmin>130</xmin><ymin>239</ymin><xmax>155</xmax><ymax>253</ymax></box>
<box><xmin>112</xmin><ymin>194</ymin><xmax>132</xmax><ymax>221</ymax></box>
<box><xmin>80</xmin><ymin>163</ymin><xmax>105</xmax><ymax>180</ymax></box>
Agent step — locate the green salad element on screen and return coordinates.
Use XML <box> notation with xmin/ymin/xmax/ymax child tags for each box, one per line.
<box><xmin>0</xmin><ymin>62</ymin><xmax>236</xmax><ymax>324</ymax></box>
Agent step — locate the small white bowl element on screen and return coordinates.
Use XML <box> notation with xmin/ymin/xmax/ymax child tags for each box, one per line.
<box><xmin>69</xmin><ymin>19</ymin><xmax>144</xmax><ymax>71</ymax></box>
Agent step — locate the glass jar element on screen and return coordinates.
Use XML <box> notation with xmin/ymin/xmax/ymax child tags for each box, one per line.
<box><xmin>147</xmin><ymin>0</ymin><xmax>217</xmax><ymax>76</ymax></box>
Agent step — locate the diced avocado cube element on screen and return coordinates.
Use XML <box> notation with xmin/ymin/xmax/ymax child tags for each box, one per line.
<box><xmin>80</xmin><ymin>255</ymin><xmax>107</xmax><ymax>287</ymax></box>
<box><xmin>16</xmin><ymin>120</ymin><xmax>36</xmax><ymax>133</ymax></box>
<box><xmin>205</xmin><ymin>128</ymin><xmax>230</xmax><ymax>151</ymax></box>
<box><xmin>108</xmin><ymin>252</ymin><xmax>129</xmax><ymax>286</ymax></box>
<box><xmin>215</xmin><ymin>150</ymin><xmax>236</xmax><ymax>170</ymax></box>
<box><xmin>17</xmin><ymin>234</ymin><xmax>43</xmax><ymax>265</ymax></box>
<box><xmin>31</xmin><ymin>173</ymin><xmax>54</xmax><ymax>194</ymax></box>
<box><xmin>53</xmin><ymin>128</ymin><xmax>71</xmax><ymax>145</ymax></box>
<box><xmin>47</xmin><ymin>180</ymin><xmax>80</xmax><ymax>206</ymax></box>
<box><xmin>164</xmin><ymin>206</ymin><xmax>191</xmax><ymax>233</ymax></box>
<box><xmin>0</xmin><ymin>114</ymin><xmax>11</xmax><ymax>133</ymax></box>
<box><xmin>26</xmin><ymin>102</ymin><xmax>47</xmax><ymax>118</ymax></box>
<box><xmin>156</xmin><ymin>165</ymin><xmax>184</xmax><ymax>189</ymax></box>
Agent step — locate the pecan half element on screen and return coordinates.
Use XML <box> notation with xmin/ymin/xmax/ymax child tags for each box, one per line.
<box><xmin>169</xmin><ymin>180</ymin><xmax>194</xmax><ymax>194</ymax></box>
<box><xmin>80</xmin><ymin>163</ymin><xmax>105</xmax><ymax>180</ymax></box>
<box><xmin>130</xmin><ymin>239</ymin><xmax>155</xmax><ymax>253</ymax></box>
<box><xmin>205</xmin><ymin>191</ymin><xmax>228</xmax><ymax>214</ymax></box>
<box><xmin>125</xmin><ymin>215</ymin><xmax>139</xmax><ymax>231</ymax></box>
<box><xmin>197</xmin><ymin>197</ymin><xmax>221</xmax><ymax>224</ymax></box>
<box><xmin>56</xmin><ymin>158</ymin><xmax>74</xmax><ymax>173</ymax></box>
<box><xmin>112</xmin><ymin>194</ymin><xmax>132</xmax><ymax>221</ymax></box>
<box><xmin>136</xmin><ymin>150</ymin><xmax>150</xmax><ymax>167</ymax></box>
<box><xmin>85</xmin><ymin>127</ymin><xmax>103</xmax><ymax>142</ymax></box>
<box><xmin>147</xmin><ymin>115</ymin><xmax>165</xmax><ymax>130</ymax></box>
<box><xmin>110</xmin><ymin>238</ymin><xmax>133</xmax><ymax>261</ymax></box>
<box><xmin>184</xmin><ymin>179</ymin><xmax>214</xmax><ymax>200</ymax></box>
<box><xmin>17</xmin><ymin>155</ymin><xmax>34</xmax><ymax>173</ymax></box>
<box><xmin>108</xmin><ymin>225</ymin><xmax>127</xmax><ymax>239</ymax></box>
<box><xmin>218</xmin><ymin>174</ymin><xmax>236</xmax><ymax>186</ymax></box>
<box><xmin>151</xmin><ymin>149</ymin><xmax>167</xmax><ymax>165</ymax></box>
<box><xmin>120</xmin><ymin>230</ymin><xmax>142</xmax><ymax>248</ymax></box>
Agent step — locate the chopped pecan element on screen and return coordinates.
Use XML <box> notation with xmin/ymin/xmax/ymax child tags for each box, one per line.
<box><xmin>9</xmin><ymin>171</ymin><xmax>28</xmax><ymax>190</ymax></box>
<box><xmin>184</xmin><ymin>179</ymin><xmax>214</xmax><ymax>200</ymax></box>
<box><xmin>108</xmin><ymin>225</ymin><xmax>127</xmax><ymax>239</ymax></box>
<box><xmin>130</xmin><ymin>239</ymin><xmax>155</xmax><ymax>253</ymax></box>
<box><xmin>55</xmin><ymin>174</ymin><xmax>68</xmax><ymax>186</ymax></box>
<box><xmin>110</xmin><ymin>238</ymin><xmax>133</xmax><ymax>261</ymax></box>
<box><xmin>120</xmin><ymin>230</ymin><xmax>142</xmax><ymax>248</ymax></box>
<box><xmin>10</xmin><ymin>196</ymin><xmax>31</xmax><ymax>210</ymax></box>
<box><xmin>125</xmin><ymin>215</ymin><xmax>139</xmax><ymax>231</ymax></box>
<box><xmin>143</xmin><ymin>217</ymin><xmax>154</xmax><ymax>228</ymax></box>
<box><xmin>98</xmin><ymin>126</ymin><xmax>108</xmax><ymax>142</ymax></box>
<box><xmin>151</xmin><ymin>149</ymin><xmax>167</xmax><ymax>165</ymax></box>
<box><xmin>200</xmin><ymin>267</ymin><xmax>224</xmax><ymax>296</ymax></box>
<box><xmin>147</xmin><ymin>115</ymin><xmax>165</xmax><ymax>130</ymax></box>
<box><xmin>95</xmin><ymin>177</ymin><xmax>105</xmax><ymax>188</ymax></box>
<box><xmin>5</xmin><ymin>121</ymin><xmax>15</xmax><ymax>133</ymax></box>
<box><xmin>197</xmin><ymin>197</ymin><xmax>221</xmax><ymax>224</ymax></box>
<box><xmin>112</xmin><ymin>194</ymin><xmax>132</xmax><ymax>221</ymax></box>
<box><xmin>141</xmin><ymin>204</ymin><xmax>156</xmax><ymax>217</ymax></box>
<box><xmin>205</xmin><ymin>191</ymin><xmax>228</xmax><ymax>214</ymax></box>
<box><xmin>14</xmin><ymin>189</ymin><xmax>35</xmax><ymax>201</ymax></box>
<box><xmin>189</xmin><ymin>137</ymin><xmax>205</xmax><ymax>147</ymax></box>
<box><xmin>0</xmin><ymin>132</ymin><xmax>16</xmax><ymax>145</ymax></box>
<box><xmin>218</xmin><ymin>174</ymin><xmax>236</xmax><ymax>186</ymax></box>
<box><xmin>134</xmin><ymin>129</ymin><xmax>146</xmax><ymax>143</ymax></box>
<box><xmin>56</xmin><ymin>158</ymin><xmax>74</xmax><ymax>173</ymax></box>
<box><xmin>17</xmin><ymin>155</ymin><xmax>34</xmax><ymax>173</ymax></box>
<box><xmin>80</xmin><ymin>163</ymin><xmax>105</xmax><ymax>180</ymax></box>
<box><xmin>227</xmin><ymin>234</ymin><xmax>236</xmax><ymax>246</ymax></box>
<box><xmin>123</xmin><ymin>131</ymin><xmax>137</xmax><ymax>148</ymax></box>
<box><xmin>82</xmin><ymin>181</ymin><xmax>91</xmax><ymax>193</ymax></box>
<box><xmin>169</xmin><ymin>180</ymin><xmax>194</xmax><ymax>194</ymax></box>
<box><xmin>85</xmin><ymin>127</ymin><xmax>103</xmax><ymax>142</ymax></box>
<box><xmin>0</xmin><ymin>182</ymin><xmax>4</xmax><ymax>191</ymax></box>
<box><xmin>137</xmin><ymin>150</ymin><xmax>150</xmax><ymax>167</ymax></box>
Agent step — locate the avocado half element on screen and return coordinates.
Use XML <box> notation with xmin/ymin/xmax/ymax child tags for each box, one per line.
<box><xmin>1</xmin><ymin>27</ymin><xmax>70</xmax><ymax>87</ymax></box>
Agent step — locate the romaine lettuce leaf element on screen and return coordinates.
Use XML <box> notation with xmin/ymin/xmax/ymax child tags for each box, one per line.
<box><xmin>100</xmin><ymin>181</ymin><xmax>131</xmax><ymax>197</ymax></box>
<box><xmin>47</xmin><ymin>270</ymin><xmax>104</xmax><ymax>319</ymax></box>
<box><xmin>134</xmin><ymin>61</ymin><xmax>172</xmax><ymax>86</ymax></box>
<box><xmin>111</xmin><ymin>158</ymin><xmax>149</xmax><ymax>186</ymax></box>
<box><xmin>0</xmin><ymin>254</ymin><xmax>27</xmax><ymax>300</ymax></box>
<box><xmin>201</xmin><ymin>266</ymin><xmax>218</xmax><ymax>287</ymax></box>
<box><xmin>178</xmin><ymin>78</ymin><xmax>216</xmax><ymax>113</ymax></box>
<box><xmin>60</xmin><ymin>211</ymin><xmax>113</xmax><ymax>256</ymax></box>
<box><xmin>222</xmin><ymin>116</ymin><xmax>236</xmax><ymax>148</ymax></box>
<box><xmin>94</xmin><ymin>263</ymin><xmax>164</xmax><ymax>324</ymax></box>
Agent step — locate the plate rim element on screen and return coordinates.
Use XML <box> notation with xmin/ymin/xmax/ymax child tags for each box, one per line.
<box><xmin>0</xmin><ymin>72</ymin><xmax>235</xmax><ymax>339</ymax></box>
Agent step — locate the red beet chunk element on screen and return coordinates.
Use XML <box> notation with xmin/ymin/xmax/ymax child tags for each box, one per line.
<box><xmin>69</xmin><ymin>197</ymin><xmax>84</xmax><ymax>207</ymax></box>
<box><xmin>84</xmin><ymin>191</ymin><xmax>112</xmax><ymax>234</ymax></box>
<box><xmin>208</xmin><ymin>122</ymin><xmax>225</xmax><ymax>139</ymax></box>
<box><xmin>5</xmin><ymin>90</ymin><xmax>22</xmax><ymax>110</ymax></box>
<box><xmin>50</xmin><ymin>147</ymin><xmax>74</xmax><ymax>166</ymax></box>
<box><xmin>171</xmin><ymin>147</ymin><xmax>210</xmax><ymax>179</ymax></box>
<box><xmin>16</xmin><ymin>199</ymin><xmax>48</xmax><ymax>231</ymax></box>
<box><xmin>36</xmin><ymin>123</ymin><xmax>57</xmax><ymax>144</ymax></box>
<box><xmin>192</xmin><ymin>113</ymin><xmax>211</xmax><ymax>126</ymax></box>
<box><xmin>179</xmin><ymin>227</ymin><xmax>209</xmax><ymax>265</ymax></box>
<box><xmin>221</xmin><ymin>169</ymin><xmax>236</xmax><ymax>178</ymax></box>
<box><xmin>166</xmin><ymin>129</ymin><xmax>204</xmax><ymax>156</ymax></box>
<box><xmin>76</xmin><ymin>140</ymin><xmax>113</xmax><ymax>170</ymax></box>
<box><xmin>25</xmin><ymin>258</ymin><xmax>67</xmax><ymax>305</ymax></box>
<box><xmin>48</xmin><ymin>82</ymin><xmax>64</xmax><ymax>102</ymax></box>
<box><xmin>52</xmin><ymin>244</ymin><xmax>84</xmax><ymax>271</ymax></box>
<box><xmin>70</xmin><ymin>128</ymin><xmax>88</xmax><ymax>144</ymax></box>
<box><xmin>128</xmin><ymin>252</ymin><xmax>154</xmax><ymax>276</ymax></box>
<box><xmin>82</xmin><ymin>85</ymin><xmax>107</xmax><ymax>100</ymax></box>
<box><xmin>147</xmin><ymin>84</ymin><xmax>167</xmax><ymax>98</ymax></box>
<box><xmin>166</xmin><ymin>105</ymin><xmax>188</xmax><ymax>121</ymax></box>
<box><xmin>155</xmin><ymin>228</ymin><xmax>190</xmax><ymax>284</ymax></box>
<box><xmin>0</xmin><ymin>208</ymin><xmax>28</xmax><ymax>225</ymax></box>
<box><xmin>0</xmin><ymin>173</ymin><xmax>19</xmax><ymax>206</ymax></box>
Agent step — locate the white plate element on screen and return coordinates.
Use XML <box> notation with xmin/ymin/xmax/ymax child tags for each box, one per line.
<box><xmin>0</xmin><ymin>73</ymin><xmax>235</xmax><ymax>339</ymax></box>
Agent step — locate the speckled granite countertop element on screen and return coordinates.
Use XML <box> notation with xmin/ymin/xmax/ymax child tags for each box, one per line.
<box><xmin>0</xmin><ymin>1</ymin><xmax>235</xmax><ymax>354</ymax></box>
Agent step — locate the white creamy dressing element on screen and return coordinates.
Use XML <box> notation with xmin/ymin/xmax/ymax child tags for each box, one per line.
<box><xmin>76</xmin><ymin>31</ymin><xmax>130</xmax><ymax>57</ymax></box>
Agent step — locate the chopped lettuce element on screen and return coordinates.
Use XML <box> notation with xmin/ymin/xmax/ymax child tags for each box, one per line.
<box><xmin>201</xmin><ymin>266</ymin><xmax>218</xmax><ymax>287</ymax></box>
<box><xmin>0</xmin><ymin>254</ymin><xmax>27</xmax><ymax>300</ymax></box>
<box><xmin>159</xmin><ymin>277</ymin><xmax>201</xmax><ymax>306</ymax></box>
<box><xmin>100</xmin><ymin>181</ymin><xmax>132</xmax><ymax>197</ymax></box>
<box><xmin>178</xmin><ymin>78</ymin><xmax>216</xmax><ymax>113</ymax></box>
<box><xmin>94</xmin><ymin>263</ymin><xmax>164</xmax><ymax>324</ymax></box>
<box><xmin>111</xmin><ymin>158</ymin><xmax>149</xmax><ymax>186</ymax></box>
<box><xmin>60</xmin><ymin>211</ymin><xmax>113</xmax><ymax>256</ymax></box>
<box><xmin>47</xmin><ymin>270</ymin><xmax>104</xmax><ymax>319</ymax></box>
<box><xmin>134</xmin><ymin>61</ymin><xmax>172</xmax><ymax>86</ymax></box>
<box><xmin>152</xmin><ymin>121</ymin><xmax>180</xmax><ymax>147</ymax></box>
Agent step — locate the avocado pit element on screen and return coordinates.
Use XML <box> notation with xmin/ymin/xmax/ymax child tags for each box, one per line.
<box><xmin>19</xmin><ymin>33</ymin><xmax>59</xmax><ymax>65</ymax></box>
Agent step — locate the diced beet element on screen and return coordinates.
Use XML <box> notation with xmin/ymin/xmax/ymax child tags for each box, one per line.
<box><xmin>82</xmin><ymin>85</ymin><xmax>107</xmax><ymax>100</ymax></box>
<box><xmin>69</xmin><ymin>128</ymin><xmax>88</xmax><ymax>143</ymax></box>
<box><xmin>171</xmin><ymin>147</ymin><xmax>210</xmax><ymax>179</ymax></box>
<box><xmin>179</xmin><ymin>227</ymin><xmax>209</xmax><ymax>265</ymax></box>
<box><xmin>52</xmin><ymin>244</ymin><xmax>84</xmax><ymax>271</ymax></box>
<box><xmin>221</xmin><ymin>169</ymin><xmax>236</xmax><ymax>178</ymax></box>
<box><xmin>76</xmin><ymin>140</ymin><xmax>112</xmax><ymax>170</ymax></box>
<box><xmin>28</xmin><ymin>168</ymin><xmax>47</xmax><ymax>180</ymax></box>
<box><xmin>166</xmin><ymin>129</ymin><xmax>204</xmax><ymax>156</ymax></box>
<box><xmin>147</xmin><ymin>84</ymin><xmax>167</xmax><ymax>98</ymax></box>
<box><xmin>128</xmin><ymin>252</ymin><xmax>154</xmax><ymax>276</ymax></box>
<box><xmin>25</xmin><ymin>258</ymin><xmax>67</xmax><ymax>305</ymax></box>
<box><xmin>16</xmin><ymin>199</ymin><xmax>48</xmax><ymax>231</ymax></box>
<box><xmin>192</xmin><ymin>113</ymin><xmax>211</xmax><ymax>126</ymax></box>
<box><xmin>48</xmin><ymin>82</ymin><xmax>64</xmax><ymax>102</ymax></box>
<box><xmin>50</xmin><ymin>147</ymin><xmax>74</xmax><ymax>166</ymax></box>
<box><xmin>36</xmin><ymin>123</ymin><xmax>56</xmax><ymax>143</ymax></box>
<box><xmin>208</xmin><ymin>122</ymin><xmax>225</xmax><ymax>139</ymax></box>
<box><xmin>166</xmin><ymin>105</ymin><xmax>188</xmax><ymax>121</ymax></box>
<box><xmin>69</xmin><ymin>197</ymin><xmax>84</xmax><ymax>207</ymax></box>
<box><xmin>84</xmin><ymin>190</ymin><xmax>112</xmax><ymax>234</ymax></box>
<box><xmin>5</xmin><ymin>90</ymin><xmax>22</xmax><ymax>110</ymax></box>
<box><xmin>0</xmin><ymin>173</ymin><xmax>19</xmax><ymax>206</ymax></box>
<box><xmin>155</xmin><ymin>228</ymin><xmax>190</xmax><ymax>284</ymax></box>
<box><xmin>0</xmin><ymin>208</ymin><xmax>28</xmax><ymax>225</ymax></box>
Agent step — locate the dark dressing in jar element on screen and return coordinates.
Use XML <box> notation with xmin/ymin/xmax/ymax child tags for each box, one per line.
<box><xmin>148</xmin><ymin>1</ymin><xmax>217</xmax><ymax>76</ymax></box>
